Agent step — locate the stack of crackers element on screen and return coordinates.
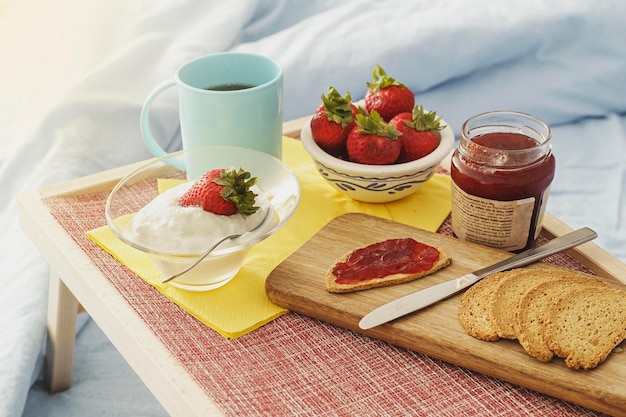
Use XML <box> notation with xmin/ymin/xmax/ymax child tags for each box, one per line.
<box><xmin>458</xmin><ymin>266</ymin><xmax>626</xmax><ymax>370</ymax></box>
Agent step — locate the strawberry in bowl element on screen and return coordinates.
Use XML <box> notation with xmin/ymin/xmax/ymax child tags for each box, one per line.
<box><xmin>310</xmin><ymin>87</ymin><xmax>357</xmax><ymax>158</ymax></box>
<box><xmin>365</xmin><ymin>64</ymin><xmax>415</xmax><ymax>122</ymax></box>
<box><xmin>346</xmin><ymin>110</ymin><xmax>402</xmax><ymax>165</ymax></box>
<box><xmin>391</xmin><ymin>105</ymin><xmax>446</xmax><ymax>163</ymax></box>
<box><xmin>178</xmin><ymin>167</ymin><xmax>260</xmax><ymax>215</ymax></box>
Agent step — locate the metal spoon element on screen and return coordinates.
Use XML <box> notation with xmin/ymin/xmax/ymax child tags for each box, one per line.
<box><xmin>162</xmin><ymin>212</ymin><xmax>269</xmax><ymax>284</ymax></box>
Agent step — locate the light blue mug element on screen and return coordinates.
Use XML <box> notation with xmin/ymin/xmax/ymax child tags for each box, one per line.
<box><xmin>140</xmin><ymin>52</ymin><xmax>284</xmax><ymax>163</ymax></box>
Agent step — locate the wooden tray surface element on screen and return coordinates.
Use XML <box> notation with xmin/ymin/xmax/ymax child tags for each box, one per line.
<box><xmin>266</xmin><ymin>213</ymin><xmax>626</xmax><ymax>416</ymax></box>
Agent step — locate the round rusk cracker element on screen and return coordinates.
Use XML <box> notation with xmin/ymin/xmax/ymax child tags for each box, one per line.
<box><xmin>489</xmin><ymin>268</ymin><xmax>564</xmax><ymax>339</ymax></box>
<box><xmin>458</xmin><ymin>272</ymin><xmax>509</xmax><ymax>341</ymax></box>
<box><xmin>544</xmin><ymin>285</ymin><xmax>626</xmax><ymax>370</ymax></box>
<box><xmin>514</xmin><ymin>273</ymin><xmax>606</xmax><ymax>362</ymax></box>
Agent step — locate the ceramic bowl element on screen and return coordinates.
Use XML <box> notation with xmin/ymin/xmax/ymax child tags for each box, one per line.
<box><xmin>300</xmin><ymin>116</ymin><xmax>454</xmax><ymax>203</ymax></box>
<box><xmin>106</xmin><ymin>146</ymin><xmax>300</xmax><ymax>291</ymax></box>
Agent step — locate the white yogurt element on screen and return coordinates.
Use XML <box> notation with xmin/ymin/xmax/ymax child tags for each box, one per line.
<box><xmin>129</xmin><ymin>182</ymin><xmax>269</xmax><ymax>254</ymax></box>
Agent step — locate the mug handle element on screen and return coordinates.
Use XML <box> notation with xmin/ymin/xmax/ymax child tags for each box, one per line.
<box><xmin>140</xmin><ymin>79</ymin><xmax>176</xmax><ymax>158</ymax></box>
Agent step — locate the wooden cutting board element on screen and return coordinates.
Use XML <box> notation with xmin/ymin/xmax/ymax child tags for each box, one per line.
<box><xmin>265</xmin><ymin>213</ymin><xmax>626</xmax><ymax>416</ymax></box>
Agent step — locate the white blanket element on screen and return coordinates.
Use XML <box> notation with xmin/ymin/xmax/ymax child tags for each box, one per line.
<box><xmin>1</xmin><ymin>0</ymin><xmax>625</xmax><ymax>415</ymax></box>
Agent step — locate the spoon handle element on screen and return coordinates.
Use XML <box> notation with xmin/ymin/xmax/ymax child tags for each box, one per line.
<box><xmin>161</xmin><ymin>233</ymin><xmax>240</xmax><ymax>283</ymax></box>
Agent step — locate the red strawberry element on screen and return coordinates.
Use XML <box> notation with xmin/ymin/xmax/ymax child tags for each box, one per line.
<box><xmin>346</xmin><ymin>110</ymin><xmax>402</xmax><ymax>165</ymax></box>
<box><xmin>364</xmin><ymin>65</ymin><xmax>415</xmax><ymax>122</ymax></box>
<box><xmin>391</xmin><ymin>105</ymin><xmax>445</xmax><ymax>163</ymax></box>
<box><xmin>310</xmin><ymin>87</ymin><xmax>357</xmax><ymax>157</ymax></box>
<box><xmin>178</xmin><ymin>167</ymin><xmax>259</xmax><ymax>215</ymax></box>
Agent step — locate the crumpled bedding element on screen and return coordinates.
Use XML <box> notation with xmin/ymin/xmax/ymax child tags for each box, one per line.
<box><xmin>1</xmin><ymin>0</ymin><xmax>625</xmax><ymax>416</ymax></box>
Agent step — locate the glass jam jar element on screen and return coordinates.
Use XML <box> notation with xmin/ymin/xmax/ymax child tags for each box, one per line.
<box><xmin>450</xmin><ymin>111</ymin><xmax>555</xmax><ymax>251</ymax></box>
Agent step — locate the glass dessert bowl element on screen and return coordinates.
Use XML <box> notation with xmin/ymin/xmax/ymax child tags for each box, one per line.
<box><xmin>105</xmin><ymin>146</ymin><xmax>300</xmax><ymax>291</ymax></box>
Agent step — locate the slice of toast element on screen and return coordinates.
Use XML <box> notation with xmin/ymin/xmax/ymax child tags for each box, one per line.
<box><xmin>325</xmin><ymin>238</ymin><xmax>451</xmax><ymax>293</ymax></box>
<box><xmin>544</xmin><ymin>286</ymin><xmax>626</xmax><ymax>370</ymax></box>
<box><xmin>514</xmin><ymin>273</ymin><xmax>606</xmax><ymax>362</ymax></box>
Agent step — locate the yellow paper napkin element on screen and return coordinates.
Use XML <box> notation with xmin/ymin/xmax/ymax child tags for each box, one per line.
<box><xmin>87</xmin><ymin>137</ymin><xmax>452</xmax><ymax>339</ymax></box>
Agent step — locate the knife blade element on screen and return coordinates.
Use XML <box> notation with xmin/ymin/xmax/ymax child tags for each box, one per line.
<box><xmin>358</xmin><ymin>227</ymin><xmax>597</xmax><ymax>330</ymax></box>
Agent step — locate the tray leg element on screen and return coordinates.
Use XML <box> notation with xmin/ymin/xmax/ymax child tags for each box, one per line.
<box><xmin>45</xmin><ymin>269</ymin><xmax>78</xmax><ymax>393</ymax></box>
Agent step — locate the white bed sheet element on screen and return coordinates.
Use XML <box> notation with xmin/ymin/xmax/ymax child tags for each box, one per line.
<box><xmin>0</xmin><ymin>0</ymin><xmax>625</xmax><ymax>416</ymax></box>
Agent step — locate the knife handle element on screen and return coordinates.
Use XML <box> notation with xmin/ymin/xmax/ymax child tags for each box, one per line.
<box><xmin>472</xmin><ymin>227</ymin><xmax>597</xmax><ymax>279</ymax></box>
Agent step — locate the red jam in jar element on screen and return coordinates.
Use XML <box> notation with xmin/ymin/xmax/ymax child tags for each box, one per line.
<box><xmin>450</xmin><ymin>111</ymin><xmax>555</xmax><ymax>251</ymax></box>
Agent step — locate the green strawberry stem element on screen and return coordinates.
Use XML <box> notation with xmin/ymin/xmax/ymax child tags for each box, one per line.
<box><xmin>366</xmin><ymin>64</ymin><xmax>407</xmax><ymax>92</ymax></box>
<box><xmin>214</xmin><ymin>167</ymin><xmax>260</xmax><ymax>215</ymax></box>
<box><xmin>405</xmin><ymin>105</ymin><xmax>446</xmax><ymax>132</ymax></box>
<box><xmin>321</xmin><ymin>86</ymin><xmax>354</xmax><ymax>128</ymax></box>
<box><xmin>355</xmin><ymin>109</ymin><xmax>401</xmax><ymax>139</ymax></box>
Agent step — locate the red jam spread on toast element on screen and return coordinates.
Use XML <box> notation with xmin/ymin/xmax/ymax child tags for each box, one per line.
<box><xmin>331</xmin><ymin>238</ymin><xmax>440</xmax><ymax>284</ymax></box>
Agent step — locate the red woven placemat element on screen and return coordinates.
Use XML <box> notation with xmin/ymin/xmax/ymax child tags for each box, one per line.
<box><xmin>44</xmin><ymin>192</ymin><xmax>605</xmax><ymax>417</ymax></box>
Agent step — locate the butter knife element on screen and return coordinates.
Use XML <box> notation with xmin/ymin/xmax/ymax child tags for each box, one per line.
<box><xmin>358</xmin><ymin>227</ymin><xmax>597</xmax><ymax>330</ymax></box>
